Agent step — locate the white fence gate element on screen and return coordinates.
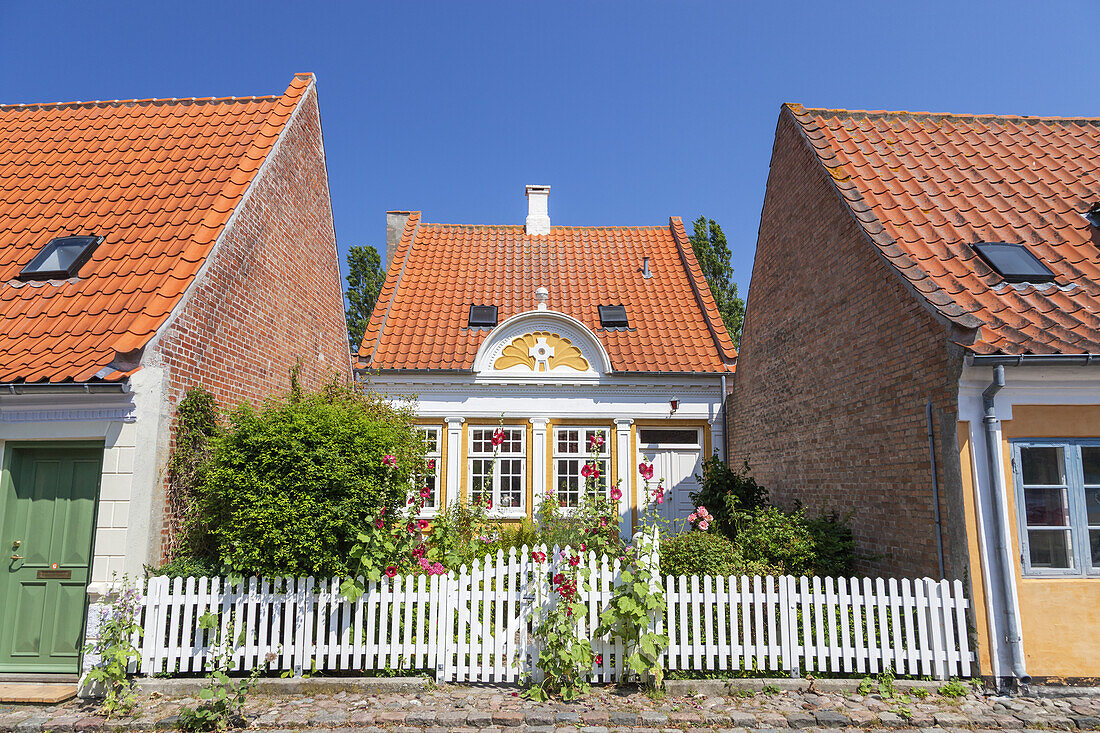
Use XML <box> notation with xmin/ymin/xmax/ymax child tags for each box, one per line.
<box><xmin>134</xmin><ymin>546</ymin><xmax>973</xmax><ymax>681</ymax></box>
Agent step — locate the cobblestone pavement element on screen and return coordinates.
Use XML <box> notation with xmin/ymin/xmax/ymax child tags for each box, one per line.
<box><xmin>2</xmin><ymin>682</ymin><xmax>1099</xmax><ymax>731</ymax></box>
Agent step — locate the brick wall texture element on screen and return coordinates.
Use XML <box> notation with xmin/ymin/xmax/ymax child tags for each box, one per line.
<box><xmin>728</xmin><ymin>110</ymin><xmax>969</xmax><ymax>579</ymax></box>
<box><xmin>151</xmin><ymin>83</ymin><xmax>351</xmax><ymax>557</ymax></box>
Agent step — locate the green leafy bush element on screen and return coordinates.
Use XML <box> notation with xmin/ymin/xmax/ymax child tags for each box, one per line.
<box><xmin>729</xmin><ymin>505</ymin><xmax>855</xmax><ymax>577</ymax></box>
<box><xmin>690</xmin><ymin>455</ymin><xmax>768</xmax><ymax>536</ymax></box>
<box><xmin>190</xmin><ymin>383</ymin><xmax>422</xmax><ymax>577</ymax></box>
<box><xmin>660</xmin><ymin>530</ymin><xmax>739</xmax><ymax>577</ymax></box>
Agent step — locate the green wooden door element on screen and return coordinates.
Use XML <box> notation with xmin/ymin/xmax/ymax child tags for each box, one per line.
<box><xmin>0</xmin><ymin>443</ymin><xmax>102</xmax><ymax>673</ymax></box>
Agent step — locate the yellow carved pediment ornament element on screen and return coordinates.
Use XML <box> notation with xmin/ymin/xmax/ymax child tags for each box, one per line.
<box><xmin>493</xmin><ymin>331</ymin><xmax>590</xmax><ymax>372</ymax></box>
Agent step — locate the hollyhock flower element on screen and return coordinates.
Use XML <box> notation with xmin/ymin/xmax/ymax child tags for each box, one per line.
<box><xmin>486</xmin><ymin>498</ymin><xmax>493</xmax><ymax>509</ymax></box>
<box><xmin>589</xmin><ymin>434</ymin><xmax>604</xmax><ymax>449</ymax></box>
<box><xmin>531</xmin><ymin>551</ymin><xmax>546</xmax><ymax>563</ymax></box>
<box><xmin>431</xmin><ymin>562</ymin><xmax>445</xmax><ymax>574</ymax></box>
<box><xmin>375</xmin><ymin>517</ymin><xmax>385</xmax><ymax>529</ymax></box>
<box><xmin>384</xmin><ymin>566</ymin><xmax>398</xmax><ymax>578</ymax></box>
<box><xmin>699</xmin><ymin>520</ymin><xmax>710</xmax><ymax>531</ymax></box>
<box><xmin>407</xmin><ymin>497</ymin><xmax>416</xmax><ymax>505</ymax></box>
<box><xmin>595</xmin><ymin>654</ymin><xmax>603</xmax><ymax>665</ymax></box>
<box><xmin>656</xmin><ymin>495</ymin><xmax>664</xmax><ymax>504</ymax></box>
<box><xmin>382</xmin><ymin>454</ymin><xmax>397</xmax><ymax>466</ymax></box>
<box><xmin>420</xmin><ymin>486</ymin><xmax>431</xmax><ymax>498</ymax></box>
<box><xmin>418</xmin><ymin>519</ymin><xmax>430</xmax><ymax>530</ymax></box>
<box><xmin>579</xmin><ymin>543</ymin><xmax>586</xmax><ymax>551</ymax></box>
<box><xmin>566</xmin><ymin>607</ymin><xmax>573</xmax><ymax>616</ymax></box>
<box><xmin>407</xmin><ymin>522</ymin><xmax>417</xmax><ymax>534</ymax></box>
<box><xmin>610</xmin><ymin>487</ymin><xmax>622</xmax><ymax>501</ymax></box>
<box><xmin>427</xmin><ymin>458</ymin><xmax>436</xmax><ymax>469</ymax></box>
<box><xmin>553</xmin><ymin>573</ymin><xmax>565</xmax><ymax>585</ymax></box>
<box><xmin>581</xmin><ymin>463</ymin><xmax>594</xmax><ymax>478</ymax></box>
<box><xmin>639</xmin><ymin>462</ymin><xmax>654</xmax><ymax>480</ymax></box>
<box><xmin>413</xmin><ymin>544</ymin><xmax>426</xmax><ymax>559</ymax></box>
<box><xmin>491</xmin><ymin>428</ymin><xmax>505</xmax><ymax>446</ymax></box>
<box><xmin>600</xmin><ymin>517</ymin><xmax>608</xmax><ymax>527</ymax></box>
<box><xmin>568</xmin><ymin>555</ymin><xmax>580</xmax><ymax>567</ymax></box>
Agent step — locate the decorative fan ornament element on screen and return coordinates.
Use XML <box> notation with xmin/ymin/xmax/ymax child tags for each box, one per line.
<box><xmin>493</xmin><ymin>331</ymin><xmax>590</xmax><ymax>372</ymax></box>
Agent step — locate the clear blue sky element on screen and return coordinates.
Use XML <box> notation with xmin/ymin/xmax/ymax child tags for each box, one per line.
<box><xmin>2</xmin><ymin>2</ymin><xmax>1096</xmax><ymax>297</ymax></box>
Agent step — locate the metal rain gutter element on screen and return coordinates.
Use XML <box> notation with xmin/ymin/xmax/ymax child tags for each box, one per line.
<box><xmin>980</xmin><ymin>365</ymin><xmax>1030</xmax><ymax>689</ymax></box>
<box><xmin>969</xmin><ymin>354</ymin><xmax>1100</xmax><ymax>367</ymax></box>
<box><xmin>3</xmin><ymin>381</ymin><xmax>130</xmax><ymax>395</ymax></box>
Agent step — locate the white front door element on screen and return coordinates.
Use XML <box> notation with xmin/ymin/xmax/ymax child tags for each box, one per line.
<box><xmin>638</xmin><ymin>428</ymin><xmax>702</xmax><ymax>531</ymax></box>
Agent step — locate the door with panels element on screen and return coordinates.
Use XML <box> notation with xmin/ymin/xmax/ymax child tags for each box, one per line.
<box><xmin>637</xmin><ymin>428</ymin><xmax>702</xmax><ymax>531</ymax></box>
<box><xmin>0</xmin><ymin>442</ymin><xmax>102</xmax><ymax>673</ymax></box>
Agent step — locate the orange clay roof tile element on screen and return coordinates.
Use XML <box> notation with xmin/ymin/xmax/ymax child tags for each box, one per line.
<box><xmin>358</xmin><ymin>216</ymin><xmax>736</xmax><ymax>373</ymax></box>
<box><xmin>787</xmin><ymin>104</ymin><xmax>1100</xmax><ymax>355</ymax></box>
<box><xmin>0</xmin><ymin>73</ymin><xmax>314</xmax><ymax>382</ymax></box>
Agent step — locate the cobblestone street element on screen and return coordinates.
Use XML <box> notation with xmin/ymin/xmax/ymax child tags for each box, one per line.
<box><xmin>2</xmin><ymin>680</ymin><xmax>1099</xmax><ymax>732</ymax></box>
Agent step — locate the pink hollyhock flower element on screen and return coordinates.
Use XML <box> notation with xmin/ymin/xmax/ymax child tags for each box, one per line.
<box><xmin>589</xmin><ymin>434</ymin><xmax>604</xmax><ymax>448</ymax></box>
<box><xmin>384</xmin><ymin>566</ymin><xmax>398</xmax><ymax>578</ymax></box>
<box><xmin>581</xmin><ymin>463</ymin><xmax>594</xmax><ymax>478</ymax></box>
<box><xmin>656</xmin><ymin>495</ymin><xmax>664</xmax><ymax>504</ymax></box>
<box><xmin>610</xmin><ymin>487</ymin><xmax>622</xmax><ymax>501</ymax></box>
<box><xmin>420</xmin><ymin>485</ymin><xmax>431</xmax><ymax>498</ymax></box>
<box><xmin>382</xmin><ymin>454</ymin><xmax>396</xmax><ymax>467</ymax></box>
<box><xmin>491</xmin><ymin>428</ymin><xmax>505</xmax><ymax>446</ymax></box>
<box><xmin>427</xmin><ymin>458</ymin><xmax>436</xmax><ymax>469</ymax></box>
<box><xmin>639</xmin><ymin>462</ymin><xmax>654</xmax><ymax>480</ymax></box>
<box><xmin>595</xmin><ymin>654</ymin><xmax>603</xmax><ymax>665</ymax></box>
<box><xmin>699</xmin><ymin>520</ymin><xmax>710</xmax><ymax>531</ymax></box>
<box><xmin>418</xmin><ymin>519</ymin><xmax>430</xmax><ymax>529</ymax></box>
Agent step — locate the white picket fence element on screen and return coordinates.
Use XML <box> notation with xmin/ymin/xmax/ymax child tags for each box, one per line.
<box><xmin>136</xmin><ymin>547</ymin><xmax>973</xmax><ymax>681</ymax></box>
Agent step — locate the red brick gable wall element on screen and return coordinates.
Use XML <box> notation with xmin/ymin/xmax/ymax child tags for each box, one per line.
<box><xmin>728</xmin><ymin>111</ymin><xmax>969</xmax><ymax>579</ymax></box>
<box><xmin>151</xmin><ymin>84</ymin><xmax>350</xmax><ymax>559</ymax></box>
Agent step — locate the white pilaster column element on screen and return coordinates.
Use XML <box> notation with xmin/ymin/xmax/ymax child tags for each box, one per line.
<box><xmin>445</xmin><ymin>417</ymin><xmax>465</xmax><ymax>503</ymax></box>
<box><xmin>529</xmin><ymin>418</ymin><xmax>550</xmax><ymax>510</ymax></box>
<box><xmin>615</xmin><ymin>418</ymin><xmax>634</xmax><ymax>539</ymax></box>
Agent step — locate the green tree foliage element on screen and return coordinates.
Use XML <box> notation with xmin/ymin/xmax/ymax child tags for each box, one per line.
<box><xmin>345</xmin><ymin>245</ymin><xmax>386</xmax><ymax>353</ymax></box>
<box><xmin>189</xmin><ymin>383</ymin><xmax>422</xmax><ymax>577</ymax></box>
<box><xmin>689</xmin><ymin>216</ymin><xmax>745</xmax><ymax>347</ymax></box>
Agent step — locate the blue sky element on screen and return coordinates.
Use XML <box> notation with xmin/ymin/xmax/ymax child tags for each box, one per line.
<box><xmin>2</xmin><ymin>2</ymin><xmax>1096</xmax><ymax>296</ymax></box>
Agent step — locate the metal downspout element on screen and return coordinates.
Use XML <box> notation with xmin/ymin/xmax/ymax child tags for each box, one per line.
<box><xmin>926</xmin><ymin>402</ymin><xmax>946</xmax><ymax>579</ymax></box>
<box><xmin>981</xmin><ymin>365</ymin><xmax>1030</xmax><ymax>688</ymax></box>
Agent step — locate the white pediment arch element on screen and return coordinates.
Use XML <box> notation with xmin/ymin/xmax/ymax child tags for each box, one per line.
<box><xmin>472</xmin><ymin>310</ymin><xmax>612</xmax><ymax>382</ymax></box>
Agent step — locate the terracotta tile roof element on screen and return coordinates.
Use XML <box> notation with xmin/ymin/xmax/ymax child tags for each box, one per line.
<box><xmin>358</xmin><ymin>215</ymin><xmax>736</xmax><ymax>373</ymax></box>
<box><xmin>0</xmin><ymin>73</ymin><xmax>314</xmax><ymax>382</ymax></box>
<box><xmin>788</xmin><ymin>104</ymin><xmax>1100</xmax><ymax>355</ymax></box>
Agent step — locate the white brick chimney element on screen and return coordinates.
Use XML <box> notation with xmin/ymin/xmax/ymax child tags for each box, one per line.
<box><xmin>525</xmin><ymin>185</ymin><xmax>551</xmax><ymax>236</ymax></box>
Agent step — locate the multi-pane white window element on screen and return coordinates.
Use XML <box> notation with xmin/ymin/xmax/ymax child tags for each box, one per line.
<box><xmin>553</xmin><ymin>427</ymin><xmax>610</xmax><ymax>508</ymax></box>
<box><xmin>468</xmin><ymin>426</ymin><xmax>526</xmax><ymax>515</ymax></box>
<box><xmin>1012</xmin><ymin>440</ymin><xmax>1100</xmax><ymax>576</ymax></box>
<box><xmin>412</xmin><ymin>427</ymin><xmax>441</xmax><ymax>515</ymax></box>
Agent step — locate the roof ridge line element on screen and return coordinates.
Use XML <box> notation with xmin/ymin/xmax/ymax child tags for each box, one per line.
<box><xmin>781</xmin><ymin>104</ymin><xmax>986</xmax><ymax>336</ymax></box>
<box><xmin>0</xmin><ymin>94</ymin><xmax>280</xmax><ymax>112</ymax></box>
<box><xmin>360</xmin><ymin>212</ymin><xmax>421</xmax><ymax>365</ymax></box>
<box><xmin>786</xmin><ymin>102</ymin><xmax>1100</xmax><ymax>125</ymax></box>
<box><xmin>668</xmin><ymin>216</ymin><xmax>737</xmax><ymax>367</ymax></box>
<box><xmin>416</xmin><ymin>222</ymin><xmax>672</xmax><ymax>230</ymax></box>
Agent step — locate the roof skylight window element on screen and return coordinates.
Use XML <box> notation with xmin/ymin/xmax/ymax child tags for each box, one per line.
<box><xmin>972</xmin><ymin>242</ymin><xmax>1055</xmax><ymax>284</ymax></box>
<box><xmin>17</xmin><ymin>235</ymin><xmax>102</xmax><ymax>280</ymax></box>
<box><xmin>598</xmin><ymin>304</ymin><xmax>629</xmax><ymax>328</ymax></box>
<box><xmin>468</xmin><ymin>305</ymin><xmax>498</xmax><ymax>328</ymax></box>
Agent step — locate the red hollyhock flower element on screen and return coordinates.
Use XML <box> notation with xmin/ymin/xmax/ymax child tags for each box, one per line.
<box><xmin>491</xmin><ymin>428</ymin><xmax>505</xmax><ymax>446</ymax></box>
<box><xmin>553</xmin><ymin>573</ymin><xmax>565</xmax><ymax>585</ymax></box>
<box><xmin>568</xmin><ymin>555</ymin><xmax>580</xmax><ymax>567</ymax></box>
<box><xmin>420</xmin><ymin>485</ymin><xmax>431</xmax><ymax>498</ymax></box>
<box><xmin>595</xmin><ymin>654</ymin><xmax>603</xmax><ymax>665</ymax></box>
<box><xmin>407</xmin><ymin>522</ymin><xmax>417</xmax><ymax>534</ymax></box>
<box><xmin>384</xmin><ymin>566</ymin><xmax>398</xmax><ymax>578</ymax></box>
<box><xmin>418</xmin><ymin>519</ymin><xmax>430</xmax><ymax>529</ymax></box>
<box><xmin>639</xmin><ymin>462</ymin><xmax>654</xmax><ymax>480</ymax></box>
<box><xmin>486</xmin><ymin>498</ymin><xmax>493</xmax><ymax>509</ymax></box>
<box><xmin>610</xmin><ymin>487</ymin><xmax>622</xmax><ymax>501</ymax></box>
<box><xmin>375</xmin><ymin>517</ymin><xmax>385</xmax><ymax>529</ymax></box>
<box><xmin>427</xmin><ymin>458</ymin><xmax>436</xmax><ymax>469</ymax></box>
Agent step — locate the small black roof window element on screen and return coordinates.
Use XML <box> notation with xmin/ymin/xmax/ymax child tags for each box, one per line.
<box><xmin>17</xmin><ymin>235</ymin><xmax>102</xmax><ymax>281</ymax></box>
<box><xmin>972</xmin><ymin>242</ymin><xmax>1055</xmax><ymax>284</ymax></box>
<box><xmin>468</xmin><ymin>304</ymin><xmax>498</xmax><ymax>328</ymax></box>
<box><xmin>598</xmin><ymin>304</ymin><xmax>629</xmax><ymax>328</ymax></box>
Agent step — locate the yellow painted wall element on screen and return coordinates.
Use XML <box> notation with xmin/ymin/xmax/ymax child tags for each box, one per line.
<box><xmin>960</xmin><ymin>405</ymin><xmax>1100</xmax><ymax>678</ymax></box>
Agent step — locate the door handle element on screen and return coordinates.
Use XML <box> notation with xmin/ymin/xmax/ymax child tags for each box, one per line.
<box><xmin>10</xmin><ymin>554</ymin><xmax>24</xmax><ymax>560</ymax></box>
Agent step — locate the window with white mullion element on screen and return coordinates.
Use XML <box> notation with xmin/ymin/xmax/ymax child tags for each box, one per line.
<box><xmin>468</xmin><ymin>426</ymin><xmax>526</xmax><ymax>514</ymax></box>
<box><xmin>1081</xmin><ymin>445</ymin><xmax>1100</xmax><ymax>572</ymax></box>
<box><xmin>412</xmin><ymin>427</ymin><xmax>442</xmax><ymax>515</ymax></box>
<box><xmin>1017</xmin><ymin>444</ymin><xmax>1075</xmax><ymax>572</ymax></box>
<box><xmin>553</xmin><ymin>426</ymin><xmax>610</xmax><ymax>508</ymax></box>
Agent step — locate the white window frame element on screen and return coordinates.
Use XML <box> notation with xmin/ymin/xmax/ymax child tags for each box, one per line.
<box><xmin>552</xmin><ymin>426</ymin><xmax>611</xmax><ymax>508</ymax></box>
<box><xmin>1011</xmin><ymin>439</ymin><xmax>1100</xmax><ymax>578</ymax></box>
<box><xmin>467</xmin><ymin>425</ymin><xmax>526</xmax><ymax>517</ymax></box>
<box><xmin>412</xmin><ymin>426</ymin><xmax>442</xmax><ymax>517</ymax></box>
